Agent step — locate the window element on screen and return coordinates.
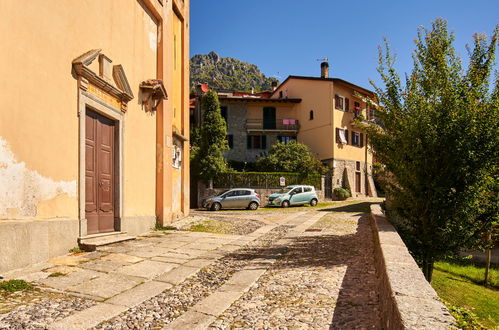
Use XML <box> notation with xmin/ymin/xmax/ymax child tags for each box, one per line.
<box><xmin>309</xmin><ymin>110</ymin><xmax>314</xmax><ymax>120</ymax></box>
<box><xmin>247</xmin><ymin>135</ymin><xmax>267</xmax><ymax>149</ymax></box>
<box><xmin>356</xmin><ymin>161</ymin><xmax>361</xmax><ymax>171</ymax></box>
<box><xmin>303</xmin><ymin>187</ymin><xmax>313</xmax><ymax>192</ymax></box>
<box><xmin>291</xmin><ymin>187</ymin><xmax>303</xmax><ymax>194</ymax></box>
<box><xmin>335</xmin><ymin>94</ymin><xmax>350</xmax><ymax>111</ymax></box>
<box><xmin>279</xmin><ymin>91</ymin><xmax>283</xmax><ymax>98</ymax></box>
<box><xmin>278</xmin><ymin>135</ymin><xmax>295</xmax><ymax>144</ymax></box>
<box><xmin>367</xmin><ymin>104</ymin><xmax>375</xmax><ymax>120</ymax></box>
<box><xmin>240</xmin><ymin>190</ymin><xmax>251</xmax><ymax>196</ymax></box>
<box><xmin>220</xmin><ymin>106</ymin><xmax>228</xmax><ymax>123</ymax></box>
<box><xmin>227</xmin><ymin>135</ymin><xmax>233</xmax><ymax>149</ymax></box>
<box><xmin>351</xmin><ymin>131</ymin><xmax>364</xmax><ymax>147</ymax></box>
<box><xmin>354</xmin><ymin>102</ymin><xmax>361</xmax><ymax>118</ymax></box>
<box><xmin>336</xmin><ymin>128</ymin><xmax>348</xmax><ymax>144</ymax></box>
<box><xmin>172</xmin><ymin>143</ymin><xmax>182</xmax><ymax>169</ymax></box>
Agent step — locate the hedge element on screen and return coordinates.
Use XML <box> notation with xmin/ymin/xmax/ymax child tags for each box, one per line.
<box><xmin>213</xmin><ymin>172</ymin><xmax>322</xmax><ymax>189</ymax></box>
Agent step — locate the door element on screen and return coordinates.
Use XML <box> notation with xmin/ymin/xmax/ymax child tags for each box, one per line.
<box><xmin>355</xmin><ymin>172</ymin><xmax>361</xmax><ymax>194</ymax></box>
<box><xmin>221</xmin><ymin>190</ymin><xmax>238</xmax><ymax>208</ymax></box>
<box><xmin>234</xmin><ymin>190</ymin><xmax>251</xmax><ymax>208</ymax></box>
<box><xmin>263</xmin><ymin>107</ymin><xmax>276</xmax><ymax>129</ymax></box>
<box><xmin>289</xmin><ymin>187</ymin><xmax>303</xmax><ymax>205</ymax></box>
<box><xmin>86</xmin><ymin>109</ymin><xmax>116</xmax><ymax>235</ymax></box>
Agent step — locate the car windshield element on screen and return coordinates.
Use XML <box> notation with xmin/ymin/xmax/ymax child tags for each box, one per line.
<box><xmin>216</xmin><ymin>190</ymin><xmax>229</xmax><ymax>197</ymax></box>
<box><xmin>278</xmin><ymin>187</ymin><xmax>294</xmax><ymax>194</ymax></box>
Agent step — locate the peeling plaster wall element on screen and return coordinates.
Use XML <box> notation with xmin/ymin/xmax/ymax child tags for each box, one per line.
<box><xmin>0</xmin><ymin>137</ymin><xmax>77</xmax><ymax>219</ymax></box>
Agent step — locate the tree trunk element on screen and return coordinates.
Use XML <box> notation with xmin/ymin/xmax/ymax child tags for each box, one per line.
<box><xmin>208</xmin><ymin>179</ymin><xmax>213</xmax><ymax>190</ymax></box>
<box><xmin>484</xmin><ymin>232</ymin><xmax>492</xmax><ymax>287</ymax></box>
<box><xmin>422</xmin><ymin>258</ymin><xmax>434</xmax><ymax>282</ymax></box>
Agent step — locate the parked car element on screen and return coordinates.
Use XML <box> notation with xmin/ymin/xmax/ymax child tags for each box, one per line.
<box><xmin>268</xmin><ymin>185</ymin><xmax>318</xmax><ymax>208</ymax></box>
<box><xmin>202</xmin><ymin>188</ymin><xmax>260</xmax><ymax>211</ymax></box>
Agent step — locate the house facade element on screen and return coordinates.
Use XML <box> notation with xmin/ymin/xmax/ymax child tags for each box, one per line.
<box><xmin>0</xmin><ymin>0</ymin><xmax>190</xmax><ymax>273</ymax></box>
<box><xmin>271</xmin><ymin>63</ymin><xmax>377</xmax><ymax>198</ymax></box>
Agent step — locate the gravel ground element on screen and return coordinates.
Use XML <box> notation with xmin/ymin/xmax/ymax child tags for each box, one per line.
<box><xmin>180</xmin><ymin>217</ymin><xmax>264</xmax><ymax>235</ymax></box>
<box><xmin>94</xmin><ymin>226</ymin><xmax>290</xmax><ymax>329</ymax></box>
<box><xmin>209</xmin><ymin>213</ymin><xmax>381</xmax><ymax>329</ymax></box>
<box><xmin>0</xmin><ymin>288</ymin><xmax>95</xmax><ymax>330</ymax></box>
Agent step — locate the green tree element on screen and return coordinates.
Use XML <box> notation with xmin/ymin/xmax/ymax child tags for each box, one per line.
<box><xmin>256</xmin><ymin>140</ymin><xmax>328</xmax><ymax>176</ymax></box>
<box><xmin>359</xmin><ymin>19</ymin><xmax>499</xmax><ymax>282</ymax></box>
<box><xmin>192</xmin><ymin>90</ymin><xmax>228</xmax><ymax>183</ymax></box>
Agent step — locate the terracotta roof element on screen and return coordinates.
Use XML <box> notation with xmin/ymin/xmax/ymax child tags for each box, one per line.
<box><xmin>218</xmin><ymin>95</ymin><xmax>301</xmax><ymax>103</ymax></box>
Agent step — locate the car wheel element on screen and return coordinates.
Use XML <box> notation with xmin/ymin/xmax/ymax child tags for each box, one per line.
<box><xmin>211</xmin><ymin>202</ymin><xmax>221</xmax><ymax>211</ymax></box>
<box><xmin>248</xmin><ymin>202</ymin><xmax>258</xmax><ymax>210</ymax></box>
<box><xmin>310</xmin><ymin>199</ymin><xmax>318</xmax><ymax>207</ymax></box>
<box><xmin>281</xmin><ymin>200</ymin><xmax>290</xmax><ymax>208</ymax></box>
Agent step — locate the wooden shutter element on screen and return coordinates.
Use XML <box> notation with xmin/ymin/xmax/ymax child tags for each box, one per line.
<box><xmin>335</xmin><ymin>95</ymin><xmax>340</xmax><ymax>109</ymax></box>
<box><xmin>345</xmin><ymin>98</ymin><xmax>350</xmax><ymax>112</ymax></box>
<box><xmin>247</xmin><ymin>135</ymin><xmax>252</xmax><ymax>149</ymax></box>
<box><xmin>336</xmin><ymin>128</ymin><xmax>340</xmax><ymax>143</ymax></box>
<box><xmin>360</xmin><ymin>133</ymin><xmax>364</xmax><ymax>147</ymax></box>
<box><xmin>262</xmin><ymin>135</ymin><xmax>267</xmax><ymax>149</ymax></box>
<box><xmin>345</xmin><ymin>130</ymin><xmax>349</xmax><ymax>144</ymax></box>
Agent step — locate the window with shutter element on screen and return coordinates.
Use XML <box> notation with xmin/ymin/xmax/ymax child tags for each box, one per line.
<box><xmin>247</xmin><ymin>135</ymin><xmax>252</xmax><ymax>149</ymax></box>
<box><xmin>345</xmin><ymin>130</ymin><xmax>349</xmax><ymax>144</ymax></box>
<box><xmin>360</xmin><ymin>133</ymin><xmax>364</xmax><ymax>147</ymax></box>
<box><xmin>345</xmin><ymin>98</ymin><xmax>350</xmax><ymax>112</ymax></box>
<box><xmin>336</xmin><ymin>128</ymin><xmax>340</xmax><ymax>143</ymax></box>
<box><xmin>262</xmin><ymin>135</ymin><xmax>267</xmax><ymax>149</ymax></box>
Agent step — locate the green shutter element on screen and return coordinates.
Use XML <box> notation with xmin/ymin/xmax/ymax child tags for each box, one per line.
<box><xmin>262</xmin><ymin>135</ymin><xmax>267</xmax><ymax>149</ymax></box>
<box><xmin>247</xmin><ymin>135</ymin><xmax>252</xmax><ymax>149</ymax></box>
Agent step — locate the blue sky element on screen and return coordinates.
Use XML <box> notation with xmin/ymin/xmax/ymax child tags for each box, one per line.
<box><xmin>190</xmin><ymin>0</ymin><xmax>498</xmax><ymax>90</ymax></box>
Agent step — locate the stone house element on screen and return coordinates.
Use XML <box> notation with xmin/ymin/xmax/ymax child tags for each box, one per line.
<box><xmin>0</xmin><ymin>0</ymin><xmax>190</xmax><ymax>273</ymax></box>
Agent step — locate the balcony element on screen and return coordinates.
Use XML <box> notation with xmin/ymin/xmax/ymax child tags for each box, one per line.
<box><xmin>246</xmin><ymin>119</ymin><xmax>300</xmax><ymax>133</ymax></box>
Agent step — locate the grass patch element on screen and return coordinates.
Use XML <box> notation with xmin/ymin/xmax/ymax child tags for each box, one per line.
<box><xmin>48</xmin><ymin>272</ymin><xmax>66</xmax><ymax>278</ymax></box>
<box><xmin>0</xmin><ymin>279</ymin><xmax>33</xmax><ymax>293</ymax></box>
<box><xmin>188</xmin><ymin>219</ymin><xmax>238</xmax><ymax>234</ymax></box>
<box><xmin>155</xmin><ymin>224</ymin><xmax>178</xmax><ymax>231</ymax></box>
<box><xmin>69</xmin><ymin>247</ymin><xmax>84</xmax><ymax>254</ymax></box>
<box><xmin>435</xmin><ymin>258</ymin><xmax>498</xmax><ymax>288</ymax></box>
<box><xmin>432</xmin><ymin>269</ymin><xmax>499</xmax><ymax>328</ymax></box>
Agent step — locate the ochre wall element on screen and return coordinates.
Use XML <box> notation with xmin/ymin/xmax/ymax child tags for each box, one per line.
<box><xmin>0</xmin><ymin>0</ymin><xmax>169</xmax><ymax>221</ymax></box>
<box><xmin>246</xmin><ymin>103</ymin><xmax>297</xmax><ymax>121</ymax></box>
<box><xmin>332</xmin><ymin>82</ymin><xmax>373</xmax><ymax>164</ymax></box>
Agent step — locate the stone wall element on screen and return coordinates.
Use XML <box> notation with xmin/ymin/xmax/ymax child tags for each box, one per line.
<box><xmin>330</xmin><ymin>158</ymin><xmax>377</xmax><ymax>198</ymax></box>
<box><xmin>369</xmin><ymin>204</ymin><xmax>455</xmax><ymax>329</ymax></box>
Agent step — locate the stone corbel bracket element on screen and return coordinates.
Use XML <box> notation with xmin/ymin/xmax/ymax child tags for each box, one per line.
<box><xmin>139</xmin><ymin>79</ymin><xmax>168</xmax><ymax>112</ymax></box>
<box><xmin>72</xmin><ymin>49</ymin><xmax>134</xmax><ymax>112</ymax></box>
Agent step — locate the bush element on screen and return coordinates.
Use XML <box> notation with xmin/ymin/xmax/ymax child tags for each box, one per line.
<box><xmin>334</xmin><ymin>187</ymin><xmax>351</xmax><ymax>200</ymax></box>
<box><xmin>0</xmin><ymin>279</ymin><xmax>32</xmax><ymax>293</ymax></box>
<box><xmin>213</xmin><ymin>172</ymin><xmax>322</xmax><ymax>189</ymax></box>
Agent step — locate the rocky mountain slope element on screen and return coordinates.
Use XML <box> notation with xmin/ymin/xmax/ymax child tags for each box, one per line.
<box><xmin>190</xmin><ymin>51</ymin><xmax>277</xmax><ymax>92</ymax></box>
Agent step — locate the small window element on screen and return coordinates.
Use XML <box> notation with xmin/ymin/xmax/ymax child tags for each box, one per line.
<box><xmin>336</xmin><ymin>128</ymin><xmax>348</xmax><ymax>144</ymax></box>
<box><xmin>335</xmin><ymin>94</ymin><xmax>349</xmax><ymax>112</ymax></box>
<box><xmin>226</xmin><ymin>191</ymin><xmax>237</xmax><ymax>197</ymax></box>
<box><xmin>227</xmin><ymin>135</ymin><xmax>233</xmax><ymax>149</ymax></box>
<box><xmin>247</xmin><ymin>135</ymin><xmax>267</xmax><ymax>149</ymax></box>
<box><xmin>220</xmin><ymin>106</ymin><xmax>228</xmax><ymax>123</ymax></box>
<box><xmin>242</xmin><ymin>190</ymin><xmax>251</xmax><ymax>196</ymax></box>
<box><xmin>292</xmin><ymin>187</ymin><xmax>303</xmax><ymax>194</ymax></box>
<box><xmin>279</xmin><ymin>91</ymin><xmax>283</xmax><ymax>98</ymax></box>
<box><xmin>309</xmin><ymin>110</ymin><xmax>314</xmax><ymax>120</ymax></box>
<box><xmin>352</xmin><ymin>131</ymin><xmax>360</xmax><ymax>147</ymax></box>
<box><xmin>303</xmin><ymin>187</ymin><xmax>312</xmax><ymax>192</ymax></box>
<box><xmin>356</xmin><ymin>161</ymin><xmax>361</xmax><ymax>171</ymax></box>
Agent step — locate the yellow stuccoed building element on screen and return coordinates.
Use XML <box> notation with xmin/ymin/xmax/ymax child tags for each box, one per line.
<box><xmin>0</xmin><ymin>0</ymin><xmax>190</xmax><ymax>273</ymax></box>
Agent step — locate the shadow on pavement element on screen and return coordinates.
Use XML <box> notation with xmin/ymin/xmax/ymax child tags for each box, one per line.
<box><xmin>319</xmin><ymin>202</ymin><xmax>379</xmax><ymax>214</ymax></box>
<box><xmin>227</xmin><ymin>215</ymin><xmax>381</xmax><ymax>328</ymax></box>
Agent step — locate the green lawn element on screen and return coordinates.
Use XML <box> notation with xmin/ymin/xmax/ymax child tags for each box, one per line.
<box><xmin>432</xmin><ymin>269</ymin><xmax>499</xmax><ymax>329</ymax></box>
<box><xmin>435</xmin><ymin>260</ymin><xmax>498</xmax><ymax>288</ymax></box>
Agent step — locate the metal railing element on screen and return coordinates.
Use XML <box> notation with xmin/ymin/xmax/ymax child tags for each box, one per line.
<box><xmin>246</xmin><ymin>119</ymin><xmax>300</xmax><ymax>132</ymax></box>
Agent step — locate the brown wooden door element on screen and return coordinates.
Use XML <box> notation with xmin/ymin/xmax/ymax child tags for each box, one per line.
<box><xmin>85</xmin><ymin>109</ymin><xmax>115</xmax><ymax>234</ymax></box>
<box><xmin>355</xmin><ymin>172</ymin><xmax>361</xmax><ymax>193</ymax></box>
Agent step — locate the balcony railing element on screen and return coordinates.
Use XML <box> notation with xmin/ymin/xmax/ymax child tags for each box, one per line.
<box><xmin>246</xmin><ymin>119</ymin><xmax>300</xmax><ymax>133</ymax></box>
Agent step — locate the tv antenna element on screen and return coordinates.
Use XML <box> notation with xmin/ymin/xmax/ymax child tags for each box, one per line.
<box><xmin>317</xmin><ymin>57</ymin><xmax>328</xmax><ymax>62</ymax></box>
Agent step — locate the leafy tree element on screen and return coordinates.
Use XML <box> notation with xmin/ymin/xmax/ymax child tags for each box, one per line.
<box><xmin>359</xmin><ymin>19</ymin><xmax>499</xmax><ymax>282</ymax></box>
<box><xmin>192</xmin><ymin>90</ymin><xmax>228</xmax><ymax>183</ymax></box>
<box><xmin>256</xmin><ymin>140</ymin><xmax>328</xmax><ymax>176</ymax></box>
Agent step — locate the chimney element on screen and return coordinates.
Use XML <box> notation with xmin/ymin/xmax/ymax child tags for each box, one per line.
<box><xmin>321</xmin><ymin>61</ymin><xmax>329</xmax><ymax>78</ymax></box>
<box><xmin>271</xmin><ymin>80</ymin><xmax>278</xmax><ymax>91</ymax></box>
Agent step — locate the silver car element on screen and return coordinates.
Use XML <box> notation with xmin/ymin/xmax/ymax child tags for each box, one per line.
<box><xmin>202</xmin><ymin>189</ymin><xmax>260</xmax><ymax>211</ymax></box>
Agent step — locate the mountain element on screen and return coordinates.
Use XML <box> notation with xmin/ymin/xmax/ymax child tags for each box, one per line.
<box><xmin>190</xmin><ymin>51</ymin><xmax>277</xmax><ymax>92</ymax></box>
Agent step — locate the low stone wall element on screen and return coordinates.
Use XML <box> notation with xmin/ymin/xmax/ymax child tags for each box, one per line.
<box><xmin>197</xmin><ymin>182</ymin><xmax>324</xmax><ymax>209</ymax></box>
<box><xmin>369</xmin><ymin>205</ymin><xmax>455</xmax><ymax>329</ymax></box>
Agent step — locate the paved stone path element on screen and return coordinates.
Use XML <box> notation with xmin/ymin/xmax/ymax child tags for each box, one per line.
<box><xmin>0</xmin><ymin>200</ymin><xmax>382</xmax><ymax>329</ymax></box>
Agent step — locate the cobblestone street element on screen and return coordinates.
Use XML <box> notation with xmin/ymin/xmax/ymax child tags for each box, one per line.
<box><xmin>0</xmin><ymin>200</ymin><xmax>382</xmax><ymax>329</ymax></box>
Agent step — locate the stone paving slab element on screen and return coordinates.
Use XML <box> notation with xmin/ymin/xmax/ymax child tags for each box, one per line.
<box><xmin>162</xmin><ymin>311</ymin><xmax>216</xmax><ymax>330</ymax></box>
<box><xmin>39</xmin><ymin>269</ymin><xmax>102</xmax><ymax>291</ymax></box>
<box><xmin>78</xmin><ymin>259</ymin><xmax>127</xmax><ymax>273</ymax></box>
<box><xmin>100</xmin><ymin>253</ymin><xmax>143</xmax><ymax>264</ymax></box>
<box><xmin>48</xmin><ymin>302</ymin><xmax>126</xmax><ymax>330</ymax></box>
<box><xmin>106</xmin><ymin>280</ymin><xmax>173</xmax><ymax>307</ymax></box>
<box><xmin>114</xmin><ymin>260</ymin><xmax>179</xmax><ymax>279</ymax></box>
<box><xmin>192</xmin><ymin>291</ymin><xmax>244</xmax><ymax>316</ymax></box>
<box><xmin>154</xmin><ymin>265</ymin><xmax>199</xmax><ymax>285</ymax></box>
<box><xmin>69</xmin><ymin>273</ymin><xmax>144</xmax><ymax>299</ymax></box>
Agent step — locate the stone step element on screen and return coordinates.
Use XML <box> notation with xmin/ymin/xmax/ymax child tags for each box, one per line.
<box><xmin>78</xmin><ymin>232</ymin><xmax>135</xmax><ymax>251</ymax></box>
